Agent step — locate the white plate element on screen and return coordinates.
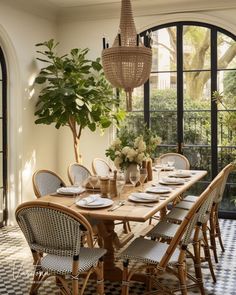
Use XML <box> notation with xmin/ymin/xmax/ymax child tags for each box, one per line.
<box><xmin>56</xmin><ymin>186</ymin><xmax>85</xmax><ymax>195</ymax></box>
<box><xmin>159</xmin><ymin>178</ymin><xmax>185</xmax><ymax>185</ymax></box>
<box><xmin>169</xmin><ymin>171</ymin><xmax>191</xmax><ymax>178</ymax></box>
<box><xmin>76</xmin><ymin>197</ymin><xmax>113</xmax><ymax>208</ymax></box>
<box><xmin>145</xmin><ymin>186</ymin><xmax>172</xmax><ymax>194</ymax></box>
<box><xmin>128</xmin><ymin>193</ymin><xmax>159</xmax><ymax>203</ymax></box>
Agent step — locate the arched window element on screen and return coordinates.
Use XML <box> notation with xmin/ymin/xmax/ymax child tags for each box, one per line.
<box><xmin>0</xmin><ymin>47</ymin><xmax>7</xmax><ymax>227</ymax></box>
<box><xmin>123</xmin><ymin>22</ymin><xmax>236</xmax><ymax>218</ymax></box>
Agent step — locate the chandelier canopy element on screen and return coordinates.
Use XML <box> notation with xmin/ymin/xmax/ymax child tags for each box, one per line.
<box><xmin>101</xmin><ymin>0</ymin><xmax>152</xmax><ymax>111</ymax></box>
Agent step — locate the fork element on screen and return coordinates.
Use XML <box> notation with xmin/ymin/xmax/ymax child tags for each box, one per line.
<box><xmin>108</xmin><ymin>201</ymin><xmax>125</xmax><ymax>211</ymax></box>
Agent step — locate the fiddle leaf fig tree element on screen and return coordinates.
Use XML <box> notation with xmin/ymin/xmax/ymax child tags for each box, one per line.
<box><xmin>34</xmin><ymin>39</ymin><xmax>125</xmax><ymax>162</ymax></box>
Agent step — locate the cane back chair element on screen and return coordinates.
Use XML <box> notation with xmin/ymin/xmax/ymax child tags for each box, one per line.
<box><xmin>15</xmin><ymin>201</ymin><xmax>107</xmax><ymax>295</ymax></box>
<box><xmin>32</xmin><ymin>169</ymin><xmax>66</xmax><ymax>198</ymax></box>
<box><xmin>119</xmin><ymin>174</ymin><xmax>223</xmax><ymax>295</ymax></box>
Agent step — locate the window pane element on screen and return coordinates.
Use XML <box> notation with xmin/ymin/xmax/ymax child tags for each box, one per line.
<box><xmin>184</xmin><ymin>111</ymin><xmax>211</xmax><ymax>145</ymax></box>
<box><xmin>150</xmin><ymin>111</ymin><xmax>177</xmax><ymax>144</ymax></box>
<box><xmin>218</xmin><ymin>111</ymin><xmax>236</xmax><ymax>146</ymax></box>
<box><xmin>150</xmin><ymin>73</ymin><xmax>177</xmax><ymax>111</ymax></box>
<box><xmin>151</xmin><ymin>27</ymin><xmax>176</xmax><ymax>72</ymax></box>
<box><xmin>123</xmin><ymin>112</ymin><xmax>144</xmax><ymax>131</ymax></box>
<box><xmin>218</xmin><ymin>33</ymin><xmax>236</xmax><ymax>70</ymax></box>
<box><xmin>183</xmin><ymin>26</ymin><xmax>211</xmax><ymax>70</ymax></box>
<box><xmin>183</xmin><ymin>72</ymin><xmax>211</xmax><ymax>110</ymax></box>
<box><xmin>217</xmin><ymin>70</ymin><xmax>236</xmax><ymax>110</ymax></box>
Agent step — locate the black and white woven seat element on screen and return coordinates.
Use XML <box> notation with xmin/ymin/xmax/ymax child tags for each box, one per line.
<box><xmin>15</xmin><ymin>201</ymin><xmax>107</xmax><ymax>295</ymax></box>
<box><xmin>67</xmin><ymin>163</ymin><xmax>91</xmax><ymax>186</ymax></box>
<box><xmin>32</xmin><ymin>169</ymin><xmax>66</xmax><ymax>198</ymax></box>
<box><xmin>119</xmin><ymin>175</ymin><xmax>223</xmax><ymax>295</ymax></box>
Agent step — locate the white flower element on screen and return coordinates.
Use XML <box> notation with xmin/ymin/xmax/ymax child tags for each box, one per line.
<box><xmin>136</xmin><ymin>152</ymin><xmax>146</xmax><ymax>163</ymax></box>
<box><xmin>114</xmin><ymin>156</ymin><xmax>123</xmax><ymax>169</ymax></box>
<box><xmin>121</xmin><ymin>146</ymin><xmax>130</xmax><ymax>155</ymax></box>
<box><xmin>111</xmin><ymin>138</ymin><xmax>121</xmax><ymax>149</ymax></box>
<box><xmin>126</xmin><ymin>148</ymin><xmax>137</xmax><ymax>162</ymax></box>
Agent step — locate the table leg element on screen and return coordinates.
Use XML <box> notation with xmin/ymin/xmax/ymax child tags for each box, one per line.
<box><xmin>97</xmin><ymin>220</ymin><xmax>123</xmax><ymax>281</ymax></box>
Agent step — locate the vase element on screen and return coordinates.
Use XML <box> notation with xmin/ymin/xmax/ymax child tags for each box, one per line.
<box><xmin>125</xmin><ymin>163</ymin><xmax>139</xmax><ymax>183</ymax></box>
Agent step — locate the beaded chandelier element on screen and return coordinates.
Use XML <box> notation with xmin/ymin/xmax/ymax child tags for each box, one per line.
<box><xmin>101</xmin><ymin>0</ymin><xmax>152</xmax><ymax>111</ymax></box>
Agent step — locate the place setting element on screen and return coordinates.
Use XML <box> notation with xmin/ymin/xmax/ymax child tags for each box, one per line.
<box><xmin>76</xmin><ymin>194</ymin><xmax>114</xmax><ymax>209</ymax></box>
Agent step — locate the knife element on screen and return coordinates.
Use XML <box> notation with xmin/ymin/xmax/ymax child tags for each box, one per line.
<box><xmin>108</xmin><ymin>201</ymin><xmax>125</xmax><ymax>211</ymax></box>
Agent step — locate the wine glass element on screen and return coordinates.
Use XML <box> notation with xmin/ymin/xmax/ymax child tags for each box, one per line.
<box><xmin>88</xmin><ymin>175</ymin><xmax>98</xmax><ymax>194</ymax></box>
<box><xmin>129</xmin><ymin>170</ymin><xmax>140</xmax><ymax>187</ymax></box>
<box><xmin>167</xmin><ymin>159</ymin><xmax>175</xmax><ymax>170</ymax></box>
<box><xmin>139</xmin><ymin>168</ymin><xmax>148</xmax><ymax>192</ymax></box>
<box><xmin>116</xmin><ymin>171</ymin><xmax>126</xmax><ymax>203</ymax></box>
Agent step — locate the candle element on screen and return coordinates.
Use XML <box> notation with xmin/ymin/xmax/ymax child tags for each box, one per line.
<box><xmin>118</xmin><ymin>33</ymin><xmax>121</xmax><ymax>46</ymax></box>
<box><xmin>136</xmin><ymin>34</ymin><xmax>139</xmax><ymax>46</ymax></box>
<box><xmin>102</xmin><ymin>37</ymin><xmax>106</xmax><ymax>49</ymax></box>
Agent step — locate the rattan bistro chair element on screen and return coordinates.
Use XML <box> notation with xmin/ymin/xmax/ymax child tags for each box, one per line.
<box><xmin>68</xmin><ymin>163</ymin><xmax>91</xmax><ymax>186</ymax></box>
<box><xmin>120</xmin><ymin>175</ymin><xmax>222</xmax><ymax>295</ymax></box>
<box><xmin>92</xmin><ymin>158</ymin><xmax>112</xmax><ymax>177</ymax></box>
<box><xmin>158</xmin><ymin>152</ymin><xmax>190</xmax><ymax>170</ymax></box>
<box><xmin>168</xmin><ymin>163</ymin><xmax>235</xmax><ymax>263</ymax></box>
<box><xmin>146</xmin><ymin>170</ymin><xmax>225</xmax><ymax>284</ymax></box>
<box><xmin>15</xmin><ymin>201</ymin><xmax>106</xmax><ymax>295</ymax></box>
<box><xmin>32</xmin><ymin>169</ymin><xmax>66</xmax><ymax>198</ymax></box>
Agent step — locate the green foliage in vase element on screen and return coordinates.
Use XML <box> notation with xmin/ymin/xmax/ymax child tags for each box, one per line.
<box><xmin>34</xmin><ymin>39</ymin><xmax>125</xmax><ymax>162</ymax></box>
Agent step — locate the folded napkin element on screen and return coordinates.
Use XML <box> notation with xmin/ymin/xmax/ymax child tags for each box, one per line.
<box><xmin>172</xmin><ymin>171</ymin><xmax>191</xmax><ymax>177</ymax></box>
<box><xmin>131</xmin><ymin>192</ymin><xmax>158</xmax><ymax>201</ymax></box>
<box><xmin>161</xmin><ymin>177</ymin><xmax>185</xmax><ymax>184</ymax></box>
<box><xmin>57</xmin><ymin>186</ymin><xmax>85</xmax><ymax>194</ymax></box>
<box><xmin>80</xmin><ymin>194</ymin><xmax>101</xmax><ymax>205</ymax></box>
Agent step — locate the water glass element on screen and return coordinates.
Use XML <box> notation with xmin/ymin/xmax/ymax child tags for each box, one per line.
<box><xmin>129</xmin><ymin>170</ymin><xmax>140</xmax><ymax>187</ymax></box>
<box><xmin>139</xmin><ymin>168</ymin><xmax>147</xmax><ymax>191</ymax></box>
<box><xmin>88</xmin><ymin>175</ymin><xmax>98</xmax><ymax>194</ymax></box>
<box><xmin>116</xmin><ymin>171</ymin><xmax>125</xmax><ymax>202</ymax></box>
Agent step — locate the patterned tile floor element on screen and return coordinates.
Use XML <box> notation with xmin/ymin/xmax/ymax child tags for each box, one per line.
<box><xmin>0</xmin><ymin>219</ymin><xmax>236</xmax><ymax>294</ymax></box>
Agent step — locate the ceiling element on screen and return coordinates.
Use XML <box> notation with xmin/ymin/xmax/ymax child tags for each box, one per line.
<box><xmin>3</xmin><ymin>0</ymin><xmax>236</xmax><ymax>21</ymax></box>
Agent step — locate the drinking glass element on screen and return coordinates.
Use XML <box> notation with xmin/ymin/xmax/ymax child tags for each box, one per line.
<box><xmin>129</xmin><ymin>170</ymin><xmax>140</xmax><ymax>187</ymax></box>
<box><xmin>167</xmin><ymin>159</ymin><xmax>175</xmax><ymax>169</ymax></box>
<box><xmin>88</xmin><ymin>175</ymin><xmax>98</xmax><ymax>194</ymax></box>
<box><xmin>116</xmin><ymin>171</ymin><xmax>125</xmax><ymax>203</ymax></box>
<box><xmin>139</xmin><ymin>168</ymin><xmax>147</xmax><ymax>192</ymax></box>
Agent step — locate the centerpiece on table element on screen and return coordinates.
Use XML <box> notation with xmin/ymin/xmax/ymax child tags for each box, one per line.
<box><xmin>105</xmin><ymin>127</ymin><xmax>147</xmax><ymax>182</ymax></box>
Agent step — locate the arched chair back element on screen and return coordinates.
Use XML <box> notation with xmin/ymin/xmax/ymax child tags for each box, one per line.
<box><xmin>15</xmin><ymin>201</ymin><xmax>106</xmax><ymax>295</ymax></box>
<box><xmin>68</xmin><ymin>163</ymin><xmax>91</xmax><ymax>186</ymax></box>
<box><xmin>159</xmin><ymin>152</ymin><xmax>190</xmax><ymax>170</ymax></box>
<box><xmin>92</xmin><ymin>158</ymin><xmax>112</xmax><ymax>177</ymax></box>
<box><xmin>32</xmin><ymin>169</ymin><xmax>66</xmax><ymax>198</ymax></box>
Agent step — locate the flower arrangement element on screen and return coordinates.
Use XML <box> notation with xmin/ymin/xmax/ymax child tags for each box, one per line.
<box><xmin>106</xmin><ymin>128</ymin><xmax>147</xmax><ymax>170</ymax></box>
<box><xmin>106</xmin><ymin>125</ymin><xmax>162</xmax><ymax>170</ymax></box>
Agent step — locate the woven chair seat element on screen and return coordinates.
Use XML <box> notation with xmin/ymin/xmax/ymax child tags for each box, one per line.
<box><xmin>175</xmin><ymin>200</ymin><xmax>194</xmax><ymax>210</ymax></box>
<box><xmin>166</xmin><ymin>207</ymin><xmax>188</xmax><ymax>223</ymax></box>
<box><xmin>41</xmin><ymin>248</ymin><xmax>107</xmax><ymax>275</ymax></box>
<box><xmin>120</xmin><ymin>237</ymin><xmax>180</xmax><ymax>265</ymax></box>
<box><xmin>184</xmin><ymin>195</ymin><xmax>198</xmax><ymax>202</ymax></box>
<box><xmin>146</xmin><ymin>220</ymin><xmax>203</xmax><ymax>243</ymax></box>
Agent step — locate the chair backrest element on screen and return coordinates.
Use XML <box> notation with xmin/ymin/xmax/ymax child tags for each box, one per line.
<box><xmin>215</xmin><ymin>162</ymin><xmax>235</xmax><ymax>204</ymax></box>
<box><xmin>15</xmin><ymin>201</ymin><xmax>94</xmax><ymax>256</ymax></box>
<box><xmin>158</xmin><ymin>173</ymin><xmax>223</xmax><ymax>268</ymax></box>
<box><xmin>32</xmin><ymin>169</ymin><xmax>66</xmax><ymax>198</ymax></box>
<box><xmin>92</xmin><ymin>158</ymin><xmax>112</xmax><ymax>177</ymax></box>
<box><xmin>158</xmin><ymin>153</ymin><xmax>190</xmax><ymax>170</ymax></box>
<box><xmin>68</xmin><ymin>163</ymin><xmax>91</xmax><ymax>186</ymax></box>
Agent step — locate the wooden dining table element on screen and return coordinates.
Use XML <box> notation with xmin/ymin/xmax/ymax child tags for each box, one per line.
<box><xmin>39</xmin><ymin>169</ymin><xmax>207</xmax><ymax>281</ymax></box>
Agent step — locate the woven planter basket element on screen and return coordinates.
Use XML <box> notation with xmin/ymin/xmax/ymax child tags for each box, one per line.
<box><xmin>102</xmin><ymin>0</ymin><xmax>152</xmax><ymax>111</ymax></box>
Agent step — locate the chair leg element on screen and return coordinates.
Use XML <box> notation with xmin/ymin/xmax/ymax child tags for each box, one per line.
<box><xmin>215</xmin><ymin>207</ymin><xmax>225</xmax><ymax>253</ymax></box>
<box><xmin>192</xmin><ymin>241</ymin><xmax>206</xmax><ymax>295</ymax></box>
<box><xmin>177</xmin><ymin>260</ymin><xmax>188</xmax><ymax>295</ymax></box>
<box><xmin>122</xmin><ymin>260</ymin><xmax>129</xmax><ymax>295</ymax></box>
<box><xmin>202</xmin><ymin>223</ymin><xmax>216</xmax><ymax>283</ymax></box>
<box><xmin>209</xmin><ymin>206</ymin><xmax>218</xmax><ymax>263</ymax></box>
<box><xmin>96</xmin><ymin>259</ymin><xmax>105</xmax><ymax>295</ymax></box>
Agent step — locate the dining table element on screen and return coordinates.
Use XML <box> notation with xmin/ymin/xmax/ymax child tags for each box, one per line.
<box><xmin>38</xmin><ymin>169</ymin><xmax>207</xmax><ymax>281</ymax></box>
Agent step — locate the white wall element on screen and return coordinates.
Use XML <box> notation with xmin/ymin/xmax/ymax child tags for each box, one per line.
<box><xmin>57</xmin><ymin>7</ymin><xmax>236</xmax><ymax>179</ymax></box>
<box><xmin>0</xmin><ymin>2</ymin><xmax>57</xmax><ymax>223</ymax></box>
